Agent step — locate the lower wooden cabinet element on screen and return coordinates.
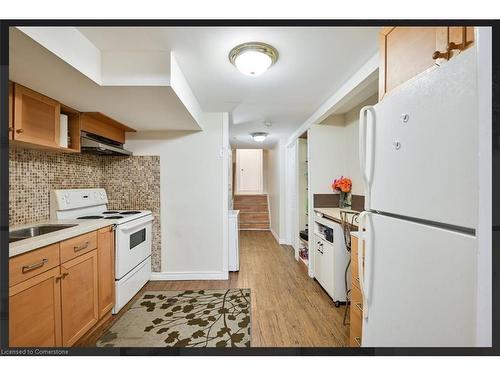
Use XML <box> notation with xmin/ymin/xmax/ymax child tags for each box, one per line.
<box><xmin>9</xmin><ymin>267</ymin><xmax>63</xmax><ymax>347</ymax></box>
<box><xmin>349</xmin><ymin>235</ymin><xmax>363</xmax><ymax>347</ymax></box>
<box><xmin>97</xmin><ymin>226</ymin><xmax>115</xmax><ymax>318</ymax></box>
<box><xmin>61</xmin><ymin>249</ymin><xmax>99</xmax><ymax>346</ymax></box>
<box><xmin>9</xmin><ymin>227</ymin><xmax>115</xmax><ymax>347</ymax></box>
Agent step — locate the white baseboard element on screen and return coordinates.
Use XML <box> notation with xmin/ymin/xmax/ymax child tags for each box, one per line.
<box><xmin>270</xmin><ymin>228</ymin><xmax>289</xmax><ymax>245</ymax></box>
<box><xmin>150</xmin><ymin>271</ymin><xmax>229</xmax><ymax>281</ymax></box>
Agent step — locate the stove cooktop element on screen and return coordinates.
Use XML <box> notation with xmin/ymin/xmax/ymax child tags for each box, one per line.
<box><xmin>74</xmin><ymin>209</ymin><xmax>151</xmax><ymax>223</ymax></box>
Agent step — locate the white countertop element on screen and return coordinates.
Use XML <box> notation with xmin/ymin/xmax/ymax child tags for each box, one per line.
<box><xmin>313</xmin><ymin>207</ymin><xmax>361</xmax><ymax>227</ymax></box>
<box><xmin>9</xmin><ymin>219</ymin><xmax>116</xmax><ymax>258</ymax></box>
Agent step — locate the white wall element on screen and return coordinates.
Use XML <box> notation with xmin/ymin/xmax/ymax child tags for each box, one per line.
<box><xmin>309</xmin><ymin>95</ymin><xmax>377</xmax><ymax>199</ymax></box>
<box><xmin>342</xmin><ymin>95</ymin><xmax>378</xmax><ymax>195</ymax></box>
<box><xmin>125</xmin><ymin>112</ymin><xmax>228</xmax><ymax>280</ymax></box>
<box><xmin>262</xmin><ymin>149</ymin><xmax>269</xmax><ymax>193</ymax></box>
<box><xmin>267</xmin><ymin>143</ymin><xmax>285</xmax><ymax>242</ymax></box>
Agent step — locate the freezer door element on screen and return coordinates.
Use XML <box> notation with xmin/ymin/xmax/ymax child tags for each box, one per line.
<box><xmin>361</xmin><ymin>213</ymin><xmax>476</xmax><ymax>347</ymax></box>
<box><xmin>363</xmin><ymin>48</ymin><xmax>478</xmax><ymax>229</ymax></box>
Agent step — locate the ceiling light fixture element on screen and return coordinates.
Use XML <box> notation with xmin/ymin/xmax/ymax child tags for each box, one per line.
<box><xmin>251</xmin><ymin>132</ymin><xmax>268</xmax><ymax>142</ymax></box>
<box><xmin>229</xmin><ymin>42</ymin><xmax>279</xmax><ymax>76</ymax></box>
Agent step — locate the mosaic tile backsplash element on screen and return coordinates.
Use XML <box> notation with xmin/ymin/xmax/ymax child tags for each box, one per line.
<box><xmin>9</xmin><ymin>147</ymin><xmax>162</xmax><ymax>271</ymax></box>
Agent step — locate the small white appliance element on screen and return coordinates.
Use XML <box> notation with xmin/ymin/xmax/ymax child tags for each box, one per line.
<box><xmin>313</xmin><ymin>214</ymin><xmax>350</xmax><ymax>306</ymax></box>
<box><xmin>357</xmin><ymin>49</ymin><xmax>478</xmax><ymax>347</ymax></box>
<box><xmin>50</xmin><ymin>188</ymin><xmax>153</xmax><ymax>314</ymax></box>
<box><xmin>228</xmin><ymin>210</ymin><xmax>240</xmax><ymax>271</ymax></box>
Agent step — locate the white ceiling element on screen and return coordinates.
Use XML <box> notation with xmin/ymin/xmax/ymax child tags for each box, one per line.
<box><xmin>10</xmin><ymin>28</ymin><xmax>202</xmax><ymax>132</ymax></box>
<box><xmin>11</xmin><ymin>26</ymin><xmax>380</xmax><ymax>147</ymax></box>
<box><xmin>77</xmin><ymin>26</ymin><xmax>380</xmax><ymax>148</ymax></box>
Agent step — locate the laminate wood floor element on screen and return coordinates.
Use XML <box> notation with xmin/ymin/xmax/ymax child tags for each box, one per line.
<box><xmin>77</xmin><ymin>230</ymin><xmax>349</xmax><ymax>347</ymax></box>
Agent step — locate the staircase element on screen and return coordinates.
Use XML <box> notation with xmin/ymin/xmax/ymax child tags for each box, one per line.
<box><xmin>233</xmin><ymin>194</ymin><xmax>270</xmax><ymax>230</ymax></box>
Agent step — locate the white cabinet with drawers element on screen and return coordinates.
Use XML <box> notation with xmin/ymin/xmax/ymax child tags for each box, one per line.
<box><xmin>313</xmin><ymin>217</ymin><xmax>350</xmax><ymax>306</ymax></box>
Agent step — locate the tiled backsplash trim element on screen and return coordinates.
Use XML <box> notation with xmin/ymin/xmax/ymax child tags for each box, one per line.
<box><xmin>9</xmin><ymin>147</ymin><xmax>162</xmax><ymax>271</ymax></box>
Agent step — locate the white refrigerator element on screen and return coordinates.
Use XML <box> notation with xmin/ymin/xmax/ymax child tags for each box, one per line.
<box><xmin>357</xmin><ymin>48</ymin><xmax>478</xmax><ymax>347</ymax></box>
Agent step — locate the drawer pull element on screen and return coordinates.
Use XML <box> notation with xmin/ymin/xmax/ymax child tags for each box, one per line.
<box><xmin>354</xmin><ymin>336</ymin><xmax>361</xmax><ymax>346</ymax></box>
<box><xmin>74</xmin><ymin>241</ymin><xmax>90</xmax><ymax>252</ymax></box>
<box><xmin>22</xmin><ymin>258</ymin><xmax>48</xmax><ymax>273</ymax></box>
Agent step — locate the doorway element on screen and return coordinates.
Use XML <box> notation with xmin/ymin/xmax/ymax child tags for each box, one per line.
<box><xmin>236</xmin><ymin>149</ymin><xmax>263</xmax><ymax>195</ymax></box>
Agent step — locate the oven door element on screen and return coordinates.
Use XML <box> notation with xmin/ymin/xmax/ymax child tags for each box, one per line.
<box><xmin>115</xmin><ymin>215</ymin><xmax>153</xmax><ymax>279</ymax></box>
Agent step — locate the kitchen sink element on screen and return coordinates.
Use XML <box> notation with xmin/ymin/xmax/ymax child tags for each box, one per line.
<box><xmin>9</xmin><ymin>224</ymin><xmax>78</xmax><ymax>243</ymax></box>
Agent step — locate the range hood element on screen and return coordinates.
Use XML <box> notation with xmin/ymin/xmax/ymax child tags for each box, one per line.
<box><xmin>80</xmin><ymin>131</ymin><xmax>132</xmax><ymax>156</ymax></box>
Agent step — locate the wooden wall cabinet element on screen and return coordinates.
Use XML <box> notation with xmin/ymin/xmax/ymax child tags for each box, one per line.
<box><xmin>379</xmin><ymin>26</ymin><xmax>475</xmax><ymax>100</ymax></box>
<box><xmin>81</xmin><ymin>112</ymin><xmax>136</xmax><ymax>144</ymax></box>
<box><xmin>13</xmin><ymin>83</ymin><xmax>61</xmax><ymax>148</ymax></box>
<box><xmin>9</xmin><ymin>81</ymin><xmax>14</xmax><ymax>140</ymax></box>
<box><xmin>9</xmin><ymin>228</ymin><xmax>115</xmax><ymax>347</ymax></box>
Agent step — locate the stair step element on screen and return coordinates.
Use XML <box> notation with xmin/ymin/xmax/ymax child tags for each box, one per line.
<box><xmin>234</xmin><ymin>195</ymin><xmax>268</xmax><ymax>203</ymax></box>
<box><xmin>240</xmin><ymin>212</ymin><xmax>270</xmax><ymax>222</ymax></box>
<box><xmin>240</xmin><ymin>223</ymin><xmax>270</xmax><ymax>230</ymax></box>
<box><xmin>233</xmin><ymin>205</ymin><xmax>269</xmax><ymax>212</ymax></box>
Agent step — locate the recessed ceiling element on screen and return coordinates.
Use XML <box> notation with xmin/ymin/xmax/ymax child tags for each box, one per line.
<box><xmin>78</xmin><ymin>26</ymin><xmax>380</xmax><ymax>148</ymax></box>
<box><xmin>11</xmin><ymin>26</ymin><xmax>380</xmax><ymax>146</ymax></box>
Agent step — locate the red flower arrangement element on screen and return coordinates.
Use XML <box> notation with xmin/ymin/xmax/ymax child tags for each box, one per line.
<box><xmin>332</xmin><ymin>176</ymin><xmax>352</xmax><ymax>193</ymax></box>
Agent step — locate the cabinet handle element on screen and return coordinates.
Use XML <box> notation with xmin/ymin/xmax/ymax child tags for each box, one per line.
<box><xmin>22</xmin><ymin>258</ymin><xmax>48</xmax><ymax>273</ymax></box>
<box><xmin>55</xmin><ymin>272</ymin><xmax>69</xmax><ymax>281</ymax></box>
<box><xmin>16</xmin><ymin>129</ymin><xmax>24</xmax><ymax>134</ymax></box>
<box><xmin>74</xmin><ymin>241</ymin><xmax>90</xmax><ymax>252</ymax></box>
<box><xmin>432</xmin><ymin>50</ymin><xmax>449</xmax><ymax>60</ymax></box>
<box><xmin>354</xmin><ymin>336</ymin><xmax>361</xmax><ymax>346</ymax></box>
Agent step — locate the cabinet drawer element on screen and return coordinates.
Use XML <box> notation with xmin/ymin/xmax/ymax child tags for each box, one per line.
<box><xmin>9</xmin><ymin>243</ymin><xmax>60</xmax><ymax>287</ymax></box>
<box><xmin>60</xmin><ymin>231</ymin><xmax>97</xmax><ymax>263</ymax></box>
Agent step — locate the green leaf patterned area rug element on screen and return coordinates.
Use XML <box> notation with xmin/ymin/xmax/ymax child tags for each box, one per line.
<box><xmin>96</xmin><ymin>289</ymin><xmax>251</xmax><ymax>347</ymax></box>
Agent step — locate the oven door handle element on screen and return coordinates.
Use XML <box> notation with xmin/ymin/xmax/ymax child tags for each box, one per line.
<box><xmin>116</xmin><ymin>215</ymin><xmax>153</xmax><ymax>232</ymax></box>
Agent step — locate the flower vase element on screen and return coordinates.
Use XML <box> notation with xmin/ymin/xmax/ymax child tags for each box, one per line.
<box><xmin>339</xmin><ymin>192</ymin><xmax>351</xmax><ymax>208</ymax></box>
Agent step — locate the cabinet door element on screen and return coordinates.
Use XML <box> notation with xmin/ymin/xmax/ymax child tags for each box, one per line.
<box><xmin>9</xmin><ymin>267</ymin><xmax>62</xmax><ymax>347</ymax></box>
<box><xmin>97</xmin><ymin>226</ymin><xmax>115</xmax><ymax>319</ymax></box>
<box><xmin>13</xmin><ymin>83</ymin><xmax>61</xmax><ymax>148</ymax></box>
<box><xmin>448</xmin><ymin>26</ymin><xmax>475</xmax><ymax>58</ymax></box>
<box><xmin>379</xmin><ymin>26</ymin><xmax>448</xmax><ymax>99</ymax></box>
<box><xmin>61</xmin><ymin>250</ymin><xmax>99</xmax><ymax>346</ymax></box>
<box><xmin>9</xmin><ymin>81</ymin><xmax>14</xmax><ymax>139</ymax></box>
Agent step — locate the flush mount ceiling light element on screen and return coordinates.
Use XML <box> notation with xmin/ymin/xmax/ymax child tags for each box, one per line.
<box><xmin>229</xmin><ymin>42</ymin><xmax>279</xmax><ymax>76</ymax></box>
<box><xmin>251</xmin><ymin>132</ymin><xmax>268</xmax><ymax>142</ymax></box>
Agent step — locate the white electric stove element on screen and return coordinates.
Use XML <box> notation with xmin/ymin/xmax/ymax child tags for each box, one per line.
<box><xmin>50</xmin><ymin>188</ymin><xmax>153</xmax><ymax>314</ymax></box>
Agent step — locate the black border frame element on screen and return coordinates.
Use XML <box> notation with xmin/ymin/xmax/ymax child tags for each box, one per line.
<box><xmin>0</xmin><ymin>19</ymin><xmax>498</xmax><ymax>356</ymax></box>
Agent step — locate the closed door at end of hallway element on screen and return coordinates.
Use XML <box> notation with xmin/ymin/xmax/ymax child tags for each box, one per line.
<box><xmin>236</xmin><ymin>149</ymin><xmax>263</xmax><ymax>194</ymax></box>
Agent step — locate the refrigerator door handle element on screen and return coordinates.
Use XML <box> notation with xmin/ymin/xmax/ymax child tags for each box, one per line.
<box><xmin>359</xmin><ymin>106</ymin><xmax>376</xmax><ymax>210</ymax></box>
<box><xmin>357</xmin><ymin>211</ymin><xmax>369</xmax><ymax>319</ymax></box>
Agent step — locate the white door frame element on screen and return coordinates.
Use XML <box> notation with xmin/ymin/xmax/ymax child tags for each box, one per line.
<box><xmin>285</xmin><ymin>139</ymin><xmax>300</xmax><ymax>258</ymax></box>
<box><xmin>235</xmin><ymin>149</ymin><xmax>263</xmax><ymax>195</ymax></box>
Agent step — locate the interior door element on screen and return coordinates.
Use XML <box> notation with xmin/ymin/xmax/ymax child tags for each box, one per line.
<box><xmin>365</xmin><ymin>48</ymin><xmax>477</xmax><ymax>229</ymax></box>
<box><xmin>361</xmin><ymin>213</ymin><xmax>476</xmax><ymax>347</ymax></box>
<box><xmin>236</xmin><ymin>149</ymin><xmax>263</xmax><ymax>194</ymax></box>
